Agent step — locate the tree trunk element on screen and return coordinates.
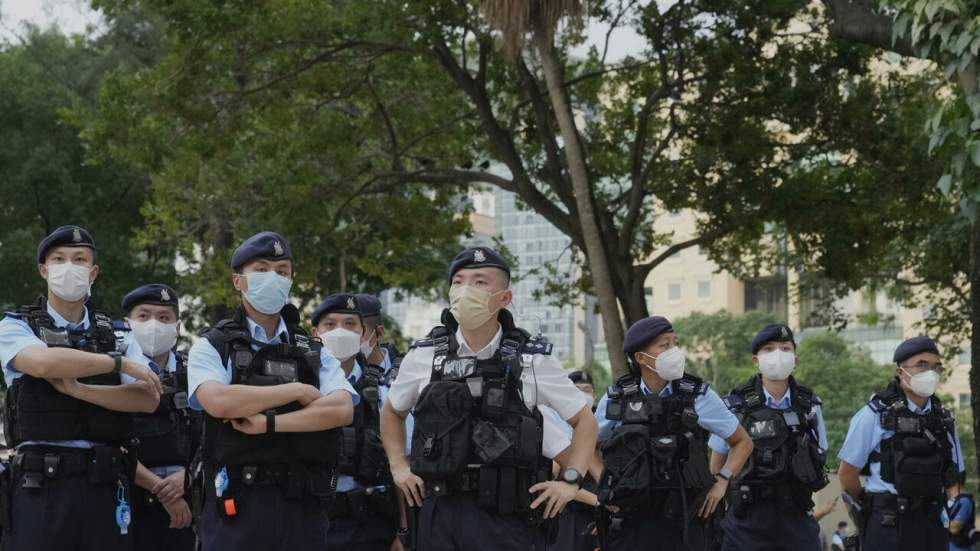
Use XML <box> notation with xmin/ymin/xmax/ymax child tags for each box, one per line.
<box><xmin>533</xmin><ymin>28</ymin><xmax>628</xmax><ymax>378</ymax></box>
<box><xmin>970</xmin><ymin>218</ymin><xmax>980</xmax><ymax>482</ymax></box>
<box><xmin>623</xmin><ymin>269</ymin><xmax>650</xmax><ymax>326</ymax></box>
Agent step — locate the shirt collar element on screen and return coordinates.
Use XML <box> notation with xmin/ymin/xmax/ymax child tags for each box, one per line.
<box><xmin>907</xmin><ymin>397</ymin><xmax>932</xmax><ymax>414</ymax></box>
<box><xmin>348</xmin><ymin>360</ymin><xmax>363</xmax><ymax>385</ymax></box>
<box><xmin>640</xmin><ymin>378</ymin><xmax>673</xmax><ymax>398</ymax></box>
<box><xmin>46</xmin><ymin>302</ymin><xmax>89</xmax><ymax>330</ymax></box>
<box><xmin>146</xmin><ymin>351</ymin><xmax>177</xmax><ymax>375</ymax></box>
<box><xmin>244</xmin><ymin>315</ymin><xmax>289</xmax><ymax>344</ymax></box>
<box><xmin>455</xmin><ymin>324</ymin><xmax>503</xmax><ymax>360</ymax></box>
<box><xmin>763</xmin><ymin>386</ymin><xmax>792</xmax><ymax>409</ymax></box>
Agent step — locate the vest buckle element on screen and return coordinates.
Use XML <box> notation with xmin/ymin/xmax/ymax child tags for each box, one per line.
<box><xmin>43</xmin><ymin>454</ymin><xmax>60</xmax><ymax>479</ymax></box>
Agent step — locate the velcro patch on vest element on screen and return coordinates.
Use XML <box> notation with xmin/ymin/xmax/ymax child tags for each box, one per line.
<box><xmin>523</xmin><ymin>339</ymin><xmax>553</xmax><ymax>355</ymax></box>
<box><xmin>439</xmin><ymin>357</ymin><xmax>478</xmax><ymax>379</ymax></box>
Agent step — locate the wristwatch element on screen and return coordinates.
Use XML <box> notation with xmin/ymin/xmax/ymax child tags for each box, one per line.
<box><xmin>107</xmin><ymin>351</ymin><xmax>122</xmax><ymax>374</ymax></box>
<box><xmin>561</xmin><ymin>468</ymin><xmax>584</xmax><ymax>488</ymax></box>
<box><xmin>716</xmin><ymin>467</ymin><xmax>733</xmax><ymax>481</ymax></box>
<box><xmin>265</xmin><ymin>410</ymin><xmax>276</xmax><ymax>434</ymax></box>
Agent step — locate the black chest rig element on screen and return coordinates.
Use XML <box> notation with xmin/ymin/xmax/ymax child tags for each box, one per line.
<box><xmin>729</xmin><ymin>375</ymin><xmax>827</xmax><ymax>495</ymax></box>
<box><xmin>409</xmin><ymin>310</ymin><xmax>546</xmax><ymax>515</ymax></box>
<box><xmin>200</xmin><ymin>304</ymin><xmax>339</xmax><ymax>466</ymax></box>
<box><xmin>3</xmin><ymin>297</ymin><xmax>131</xmax><ymax>446</ymax></box>
<box><xmin>132</xmin><ymin>351</ymin><xmax>198</xmax><ymax>468</ymax></box>
<box><xmin>336</xmin><ymin>350</ymin><xmax>396</xmax><ymax>486</ymax></box>
<box><xmin>865</xmin><ymin>378</ymin><xmax>958</xmax><ymax>498</ymax></box>
<box><xmin>597</xmin><ymin>374</ymin><xmax>715</xmax><ymax>512</ymax></box>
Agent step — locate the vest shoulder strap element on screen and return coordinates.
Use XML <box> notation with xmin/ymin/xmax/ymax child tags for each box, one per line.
<box><xmin>201</xmin><ymin>318</ymin><xmax>251</xmax><ymax>367</ymax></box>
<box><xmin>521</xmin><ymin>333</ymin><xmax>552</xmax><ymax>356</ymax></box>
<box><xmin>868</xmin><ymin>379</ymin><xmax>902</xmax><ymax>413</ymax></box>
<box><xmin>672</xmin><ymin>373</ymin><xmax>707</xmax><ymax>398</ymax></box>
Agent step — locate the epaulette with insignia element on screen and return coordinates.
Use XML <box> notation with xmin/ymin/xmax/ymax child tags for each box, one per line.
<box><xmin>410</xmin><ymin>338</ymin><xmax>435</xmax><ymax>349</ymax></box>
<box><xmin>111</xmin><ymin>321</ymin><xmax>130</xmax><ymax>332</ymax></box>
<box><xmin>722</xmin><ymin>394</ymin><xmax>744</xmax><ymax>412</ymax></box>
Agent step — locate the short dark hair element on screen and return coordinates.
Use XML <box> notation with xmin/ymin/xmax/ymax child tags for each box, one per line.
<box><xmin>838</xmin><ymin>521</ymin><xmax>848</xmax><ymax>529</ymax></box>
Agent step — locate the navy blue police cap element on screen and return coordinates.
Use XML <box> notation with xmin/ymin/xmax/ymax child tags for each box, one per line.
<box><xmin>893</xmin><ymin>336</ymin><xmax>940</xmax><ymax>365</ymax></box>
<box><xmin>355</xmin><ymin>294</ymin><xmax>383</xmax><ymax>318</ymax></box>
<box><xmin>122</xmin><ymin>284</ymin><xmax>179</xmax><ymax>314</ymax></box>
<box><xmin>750</xmin><ymin>324</ymin><xmax>796</xmax><ymax>354</ymax></box>
<box><xmin>568</xmin><ymin>370</ymin><xmax>594</xmax><ymax>385</ymax></box>
<box><xmin>37</xmin><ymin>225</ymin><xmax>95</xmax><ymax>263</ymax></box>
<box><xmin>230</xmin><ymin>231</ymin><xmax>292</xmax><ymax>271</ymax></box>
<box><xmin>622</xmin><ymin>316</ymin><xmax>674</xmax><ymax>354</ymax></box>
<box><xmin>311</xmin><ymin>293</ymin><xmax>360</xmax><ymax>327</ymax></box>
<box><xmin>447</xmin><ymin>246</ymin><xmax>510</xmax><ymax>283</ymax></box>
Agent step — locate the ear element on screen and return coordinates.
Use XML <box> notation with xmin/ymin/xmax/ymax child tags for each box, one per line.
<box><xmin>232</xmin><ymin>273</ymin><xmax>246</xmax><ymax>292</ymax></box>
<box><xmin>751</xmin><ymin>355</ymin><xmax>759</xmax><ymax>367</ymax></box>
<box><xmin>375</xmin><ymin>325</ymin><xmax>385</xmax><ymax>340</ymax></box>
<box><xmin>500</xmin><ymin>289</ymin><xmax>513</xmax><ymax>308</ymax></box>
<box><xmin>89</xmin><ymin>264</ymin><xmax>100</xmax><ymax>284</ymax></box>
<box><xmin>38</xmin><ymin>263</ymin><xmax>48</xmax><ymax>279</ymax></box>
<box><xmin>311</xmin><ymin>327</ymin><xmax>320</xmax><ymax>338</ymax></box>
<box><xmin>632</xmin><ymin>351</ymin><xmax>644</xmax><ymax>365</ymax></box>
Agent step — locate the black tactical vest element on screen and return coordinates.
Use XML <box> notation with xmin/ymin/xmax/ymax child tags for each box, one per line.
<box><xmin>200</xmin><ymin>304</ymin><xmax>339</xmax><ymax>466</ymax></box>
<box><xmin>337</xmin><ymin>346</ymin><xmax>401</xmax><ymax>486</ymax></box>
<box><xmin>865</xmin><ymin>378</ymin><xmax>958</xmax><ymax>498</ymax></box>
<box><xmin>597</xmin><ymin>373</ymin><xmax>715</xmax><ymax>511</ymax></box>
<box><xmin>2</xmin><ymin>297</ymin><xmax>131</xmax><ymax>446</ymax></box>
<box><xmin>409</xmin><ymin>310</ymin><xmax>546</xmax><ymax>495</ymax></box>
<box><xmin>726</xmin><ymin>375</ymin><xmax>828</xmax><ymax>495</ymax></box>
<box><xmin>131</xmin><ymin>350</ymin><xmax>198</xmax><ymax>468</ymax></box>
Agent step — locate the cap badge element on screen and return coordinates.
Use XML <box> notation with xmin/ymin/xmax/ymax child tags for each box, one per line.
<box><xmin>780</xmin><ymin>326</ymin><xmax>788</xmax><ymax>338</ymax></box>
<box><xmin>72</xmin><ymin>228</ymin><xmax>82</xmax><ymax>243</ymax></box>
<box><xmin>347</xmin><ymin>297</ymin><xmax>356</xmax><ymax>310</ymax></box>
<box><xmin>273</xmin><ymin>240</ymin><xmax>284</xmax><ymax>256</ymax></box>
<box><xmin>161</xmin><ymin>289</ymin><xmax>171</xmax><ymax>302</ymax></box>
<box><xmin>473</xmin><ymin>249</ymin><xmax>486</xmax><ymax>263</ymax></box>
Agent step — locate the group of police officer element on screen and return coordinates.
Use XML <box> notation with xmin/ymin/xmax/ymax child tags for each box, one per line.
<box><xmin>0</xmin><ymin>224</ymin><xmax>971</xmax><ymax>551</ymax></box>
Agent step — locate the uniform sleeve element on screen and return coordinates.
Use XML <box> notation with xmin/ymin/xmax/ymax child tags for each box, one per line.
<box><xmin>708</xmin><ymin>433</ymin><xmax>731</xmax><ymax>455</ymax></box>
<box><xmin>950</xmin><ymin>415</ymin><xmax>966</xmax><ymax>473</ymax></box>
<box><xmin>525</xmin><ymin>354</ymin><xmax>589</xmax><ymax>421</ymax></box>
<box><xmin>386</xmin><ymin>347</ymin><xmax>432</xmax><ymax>413</ymax></box>
<box><xmin>0</xmin><ymin>316</ymin><xmax>44</xmax><ymax>375</ymax></box>
<box><xmin>119</xmin><ymin>331</ymin><xmax>150</xmax><ymax>384</ymax></box>
<box><xmin>318</xmin><ymin>346</ymin><xmax>359</xmax><ymax>406</ymax></box>
<box><xmin>954</xmin><ymin>497</ymin><xmax>974</xmax><ymax>523</ymax></box>
<box><xmin>837</xmin><ymin>404</ymin><xmax>878</xmax><ymax>469</ymax></box>
<box><xmin>539</xmin><ymin>405</ymin><xmax>572</xmax><ymax>460</ymax></box>
<box><xmin>594</xmin><ymin>394</ymin><xmax>618</xmax><ymax>442</ymax></box>
<box><xmin>812</xmin><ymin>403</ymin><xmax>829</xmax><ymax>453</ymax></box>
<box><xmin>187</xmin><ymin>337</ymin><xmax>231</xmax><ymax>411</ymax></box>
<box><xmin>694</xmin><ymin>387</ymin><xmax>739</xmax><ymax>440</ymax></box>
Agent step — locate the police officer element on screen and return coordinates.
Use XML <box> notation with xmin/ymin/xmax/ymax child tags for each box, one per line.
<box><xmin>313</xmin><ymin>293</ymin><xmax>401</xmax><ymax>550</ymax></box>
<box><xmin>0</xmin><ymin>225</ymin><xmax>162</xmax><ymax>551</ymax></box>
<box><xmin>594</xmin><ymin>315</ymin><xmax>753</xmax><ymax>551</ymax></box>
<box><xmin>567</xmin><ymin>370</ymin><xmax>596</xmax><ymax>405</ymax></box>
<box><xmin>709</xmin><ymin>324</ymin><xmax>829</xmax><ymax>551</ymax></box>
<box><xmin>355</xmin><ymin>293</ymin><xmax>401</xmax><ymax>376</ymax></box>
<box><xmin>121</xmin><ymin>284</ymin><xmax>197</xmax><ymax>551</ymax></box>
<box><xmin>838</xmin><ymin>336</ymin><xmax>964</xmax><ymax>551</ymax></box>
<box><xmin>380</xmin><ymin>246</ymin><xmax>599</xmax><ymax>551</ymax></box>
<box><xmin>187</xmin><ymin>231</ymin><xmax>357</xmax><ymax>551</ymax></box>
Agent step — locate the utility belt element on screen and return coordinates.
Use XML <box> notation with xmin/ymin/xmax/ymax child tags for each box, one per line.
<box><xmin>728</xmin><ymin>481</ymin><xmax>812</xmax><ymax>515</ymax></box>
<box><xmin>206</xmin><ymin>462</ymin><xmax>335</xmax><ymax>521</ymax></box>
<box><xmin>425</xmin><ymin>464</ymin><xmax>549</xmax><ymax>520</ymax></box>
<box><xmin>327</xmin><ymin>484</ymin><xmax>397</xmax><ymax>521</ymax></box>
<box><xmin>862</xmin><ymin>491</ymin><xmax>942</xmax><ymax>522</ymax></box>
<box><xmin>11</xmin><ymin>445</ymin><xmax>128</xmax><ymax>488</ymax></box>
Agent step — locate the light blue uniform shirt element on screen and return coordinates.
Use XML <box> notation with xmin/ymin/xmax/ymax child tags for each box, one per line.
<box><xmin>708</xmin><ymin>385</ymin><xmax>828</xmax><ymax>455</ymax></box>
<box><xmin>0</xmin><ymin>302</ymin><xmax>148</xmax><ymax>448</ymax></box>
<box><xmin>594</xmin><ymin>378</ymin><xmax>739</xmax><ymax>442</ymax></box>
<box><xmin>837</xmin><ymin>396</ymin><xmax>965</xmax><ymax>495</ymax></box>
<box><xmin>187</xmin><ymin>314</ymin><xmax>358</xmax><ymax>412</ymax></box>
<box><xmin>941</xmin><ymin>496</ymin><xmax>974</xmax><ymax>551</ymax></box>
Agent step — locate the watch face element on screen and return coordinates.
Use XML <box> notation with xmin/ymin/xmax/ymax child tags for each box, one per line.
<box><xmin>563</xmin><ymin>469</ymin><xmax>580</xmax><ymax>484</ymax></box>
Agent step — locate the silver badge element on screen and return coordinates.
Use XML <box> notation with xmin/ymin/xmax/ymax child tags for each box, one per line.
<box><xmin>347</xmin><ymin>297</ymin><xmax>356</xmax><ymax>310</ymax></box>
<box><xmin>473</xmin><ymin>249</ymin><xmax>486</xmax><ymax>262</ymax></box>
<box><xmin>780</xmin><ymin>326</ymin><xmax>788</xmax><ymax>338</ymax></box>
<box><xmin>72</xmin><ymin>228</ymin><xmax>82</xmax><ymax>243</ymax></box>
<box><xmin>273</xmin><ymin>240</ymin><xmax>284</xmax><ymax>256</ymax></box>
<box><xmin>160</xmin><ymin>289</ymin><xmax>171</xmax><ymax>302</ymax></box>
<box><xmin>629</xmin><ymin>401</ymin><xmax>644</xmax><ymax>412</ymax></box>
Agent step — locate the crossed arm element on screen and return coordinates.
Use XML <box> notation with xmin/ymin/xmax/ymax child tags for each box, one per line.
<box><xmin>195</xmin><ymin>381</ymin><xmax>354</xmax><ymax>433</ymax></box>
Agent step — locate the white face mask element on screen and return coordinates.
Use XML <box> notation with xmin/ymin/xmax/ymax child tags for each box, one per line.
<box><xmin>902</xmin><ymin>368</ymin><xmax>940</xmax><ymax>398</ymax></box>
<box><xmin>757</xmin><ymin>350</ymin><xmax>796</xmax><ymax>381</ymax></box>
<box><xmin>321</xmin><ymin>328</ymin><xmax>361</xmax><ymax>360</ymax></box>
<box><xmin>359</xmin><ymin>329</ymin><xmax>377</xmax><ymax>358</ymax></box>
<box><xmin>129</xmin><ymin>319</ymin><xmax>179</xmax><ymax>358</ymax></box>
<box><xmin>639</xmin><ymin>347</ymin><xmax>686</xmax><ymax>381</ymax></box>
<box><xmin>46</xmin><ymin>262</ymin><xmax>92</xmax><ymax>302</ymax></box>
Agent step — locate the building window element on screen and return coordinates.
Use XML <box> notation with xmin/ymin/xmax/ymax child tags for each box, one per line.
<box><xmin>960</xmin><ymin>393</ymin><xmax>971</xmax><ymax>410</ymax></box>
<box><xmin>697</xmin><ymin>280</ymin><xmax>711</xmax><ymax>299</ymax></box>
<box><xmin>668</xmin><ymin>283</ymin><xmax>682</xmax><ymax>302</ymax></box>
<box><xmin>960</xmin><ymin>348</ymin><xmax>970</xmax><ymax>366</ymax></box>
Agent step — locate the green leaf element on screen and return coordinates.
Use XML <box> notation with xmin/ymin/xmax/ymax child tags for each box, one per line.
<box><xmin>938</xmin><ymin>174</ymin><xmax>953</xmax><ymax>194</ymax></box>
<box><xmin>894</xmin><ymin>13</ymin><xmax>912</xmax><ymax>45</ymax></box>
<box><xmin>956</xmin><ymin>31</ymin><xmax>972</xmax><ymax>54</ymax></box>
<box><xmin>971</xmin><ymin>142</ymin><xmax>980</xmax><ymax>168</ymax></box>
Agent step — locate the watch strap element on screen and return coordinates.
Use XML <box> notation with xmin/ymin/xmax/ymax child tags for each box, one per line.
<box><xmin>265</xmin><ymin>410</ymin><xmax>276</xmax><ymax>434</ymax></box>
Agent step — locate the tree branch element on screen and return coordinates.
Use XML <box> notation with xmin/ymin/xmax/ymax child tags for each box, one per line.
<box><xmin>821</xmin><ymin>0</ymin><xmax>916</xmax><ymax>58</ymax></box>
